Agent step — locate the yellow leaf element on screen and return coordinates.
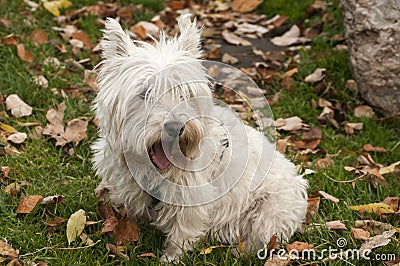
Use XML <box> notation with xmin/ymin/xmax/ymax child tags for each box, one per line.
<box><xmin>0</xmin><ymin>123</ymin><xmax>18</xmax><ymax>133</ymax></box>
<box><xmin>379</xmin><ymin>161</ymin><xmax>400</xmax><ymax>175</ymax></box>
<box><xmin>66</xmin><ymin>209</ymin><xmax>86</xmax><ymax>244</ymax></box>
<box><xmin>348</xmin><ymin>203</ymin><xmax>395</xmax><ymax>214</ymax></box>
<box><xmin>199</xmin><ymin>245</ymin><xmax>227</xmax><ymax>255</ymax></box>
<box><xmin>43</xmin><ymin>0</ymin><xmax>72</xmax><ymax>17</ymax></box>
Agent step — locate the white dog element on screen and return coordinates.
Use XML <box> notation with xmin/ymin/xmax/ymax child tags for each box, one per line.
<box><xmin>92</xmin><ymin>14</ymin><xmax>308</xmax><ymax>261</ymax></box>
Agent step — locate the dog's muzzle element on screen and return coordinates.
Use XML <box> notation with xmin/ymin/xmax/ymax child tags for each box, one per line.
<box><xmin>163</xmin><ymin>121</ymin><xmax>185</xmax><ymax>137</ymax></box>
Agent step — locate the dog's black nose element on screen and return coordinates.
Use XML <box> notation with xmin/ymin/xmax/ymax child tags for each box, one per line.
<box><xmin>163</xmin><ymin>121</ymin><xmax>185</xmax><ymax>137</ymax></box>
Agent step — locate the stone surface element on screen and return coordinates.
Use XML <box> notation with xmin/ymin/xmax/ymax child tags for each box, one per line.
<box><xmin>342</xmin><ymin>0</ymin><xmax>400</xmax><ymax>117</ymax></box>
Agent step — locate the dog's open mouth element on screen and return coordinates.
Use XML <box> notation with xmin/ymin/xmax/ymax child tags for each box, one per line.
<box><xmin>149</xmin><ymin>142</ymin><xmax>171</xmax><ymax>171</ymax></box>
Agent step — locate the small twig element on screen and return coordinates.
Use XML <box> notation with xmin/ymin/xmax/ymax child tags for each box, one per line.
<box><xmin>19</xmin><ymin>240</ymin><xmax>101</xmax><ymax>257</ymax></box>
<box><xmin>390</xmin><ymin>141</ymin><xmax>400</xmax><ymax>152</ymax></box>
<box><xmin>322</xmin><ymin>172</ymin><xmax>364</xmax><ymax>183</ymax></box>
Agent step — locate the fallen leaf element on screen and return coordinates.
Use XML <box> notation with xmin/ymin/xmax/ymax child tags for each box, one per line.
<box><xmin>382</xmin><ymin>197</ymin><xmax>399</xmax><ymax>212</ymax></box>
<box><xmin>5</xmin><ymin>94</ymin><xmax>33</xmax><ymax>117</ymax></box>
<box><xmin>363</xmin><ymin>144</ymin><xmax>386</xmax><ymax>153</ymax></box>
<box><xmin>264</xmin><ymin>254</ymin><xmax>291</xmax><ymax>265</ymax></box>
<box><xmin>345</xmin><ymin>122</ymin><xmax>363</xmax><ymax>135</ymax></box>
<box><xmin>276</xmin><ymin>138</ymin><xmax>288</xmax><ymax>153</ymax></box>
<box><xmin>7</xmin><ymin>132</ymin><xmax>27</xmax><ymax>144</ymax></box>
<box><xmin>286</xmin><ymin>241</ymin><xmax>314</xmax><ymax>252</ymax></box>
<box><xmin>379</xmin><ymin>160</ymin><xmax>400</xmax><ymax>175</ymax></box>
<box><xmin>295</xmin><ymin>139</ymin><xmax>320</xmax><ymax>150</ymax></box>
<box><xmin>2</xmin><ymin>34</ymin><xmax>18</xmax><ymax>46</ymax></box>
<box><xmin>326</xmin><ymin>220</ymin><xmax>347</xmax><ymax>230</ymax></box>
<box><xmin>45</xmin><ymin>216</ymin><xmax>67</xmax><ymax>226</ymax></box>
<box><xmin>318</xmin><ymin>191</ymin><xmax>339</xmax><ymax>203</ymax></box>
<box><xmin>137</xmin><ymin>252</ymin><xmax>157</xmax><ymax>258</ymax></box>
<box><xmin>16</xmin><ymin>43</ymin><xmax>34</xmax><ymax>63</ymax></box>
<box><xmin>351</xmin><ymin>227</ymin><xmax>370</xmax><ymax>241</ymax></box>
<box><xmin>354</xmin><ymin>220</ymin><xmax>396</xmax><ymax>234</ymax></box>
<box><xmin>132</xmin><ymin>21</ymin><xmax>159</xmax><ymax>38</ymax></box>
<box><xmin>0</xmin><ymin>240</ymin><xmax>18</xmax><ymax>261</ymax></box>
<box><xmin>271</xmin><ymin>25</ymin><xmax>308</xmax><ymax>46</ymax></box>
<box><xmin>306</xmin><ymin>197</ymin><xmax>320</xmax><ymax>223</ymax></box>
<box><xmin>317</xmin><ymin>107</ymin><xmax>339</xmax><ymax>129</ymax></box>
<box><xmin>348</xmin><ymin>203</ymin><xmax>395</xmax><ymax>215</ymax></box>
<box><xmin>304</xmin><ymin>68</ymin><xmax>326</xmax><ymax>83</ymax></box>
<box><xmin>222</xmin><ymin>53</ymin><xmax>239</xmax><ymax>64</ymax></box>
<box><xmin>106</xmin><ymin>243</ymin><xmax>129</xmax><ymax>260</ymax></box>
<box><xmin>302</xmin><ymin>127</ymin><xmax>322</xmax><ymax>141</ymax></box>
<box><xmin>29</xmin><ymin>29</ymin><xmax>48</xmax><ymax>45</ymax></box>
<box><xmin>232</xmin><ymin>0</ymin><xmax>262</xmax><ymax>13</ymax></box>
<box><xmin>275</xmin><ymin>116</ymin><xmax>310</xmax><ymax>131</ymax></box>
<box><xmin>41</xmin><ymin>195</ymin><xmax>65</xmax><ymax>205</ymax></box>
<box><xmin>63</xmin><ymin>119</ymin><xmax>88</xmax><ymax>145</ymax></box>
<box><xmin>199</xmin><ymin>245</ymin><xmax>227</xmax><ymax>255</ymax></box>
<box><xmin>0</xmin><ymin>123</ymin><xmax>18</xmax><ymax>134</ymax></box>
<box><xmin>315</xmin><ymin>157</ymin><xmax>333</xmax><ymax>170</ymax></box>
<box><xmin>1</xmin><ymin>166</ymin><xmax>10</xmax><ymax>178</ymax></box>
<box><xmin>318</xmin><ymin>98</ymin><xmax>333</xmax><ymax>108</ymax></box>
<box><xmin>72</xmin><ymin>31</ymin><xmax>91</xmax><ymax>49</ymax></box>
<box><xmin>66</xmin><ymin>209</ymin><xmax>86</xmax><ymax>244</ymax></box>
<box><xmin>101</xmin><ymin>216</ymin><xmax>119</xmax><ymax>234</ymax></box>
<box><xmin>33</xmin><ymin>75</ymin><xmax>49</xmax><ymax>88</ymax></box>
<box><xmin>113</xmin><ymin>217</ymin><xmax>139</xmax><ymax>245</ymax></box>
<box><xmin>359</xmin><ymin>230</ymin><xmax>396</xmax><ymax>258</ymax></box>
<box><xmin>16</xmin><ymin>195</ymin><xmax>43</xmax><ymax>214</ymax></box>
<box><xmin>4</xmin><ymin>182</ymin><xmax>21</xmax><ymax>196</ymax></box>
<box><xmin>222</xmin><ymin>30</ymin><xmax>252</xmax><ymax>46</ymax></box>
<box><xmin>43</xmin><ymin>0</ymin><xmax>72</xmax><ymax>16</ymax></box>
<box><xmin>354</xmin><ymin>105</ymin><xmax>375</xmax><ymax>118</ymax></box>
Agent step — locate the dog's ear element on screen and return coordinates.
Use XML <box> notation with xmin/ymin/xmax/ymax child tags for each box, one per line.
<box><xmin>101</xmin><ymin>18</ymin><xmax>134</xmax><ymax>58</ymax></box>
<box><xmin>177</xmin><ymin>14</ymin><xmax>202</xmax><ymax>58</ymax></box>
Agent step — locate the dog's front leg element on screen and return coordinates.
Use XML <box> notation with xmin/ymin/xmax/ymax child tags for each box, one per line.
<box><xmin>157</xmin><ymin>204</ymin><xmax>208</xmax><ymax>261</ymax></box>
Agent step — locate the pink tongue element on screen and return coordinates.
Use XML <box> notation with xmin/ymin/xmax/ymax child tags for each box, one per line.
<box><xmin>150</xmin><ymin>142</ymin><xmax>170</xmax><ymax>170</ymax></box>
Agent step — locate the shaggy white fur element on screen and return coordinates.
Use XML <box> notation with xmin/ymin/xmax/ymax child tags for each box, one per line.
<box><xmin>92</xmin><ymin>14</ymin><xmax>308</xmax><ymax>261</ymax></box>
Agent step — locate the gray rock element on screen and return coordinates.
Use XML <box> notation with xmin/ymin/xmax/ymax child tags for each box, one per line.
<box><xmin>342</xmin><ymin>0</ymin><xmax>400</xmax><ymax>117</ymax></box>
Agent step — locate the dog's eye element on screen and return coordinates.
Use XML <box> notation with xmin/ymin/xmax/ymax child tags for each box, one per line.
<box><xmin>139</xmin><ymin>90</ymin><xmax>147</xmax><ymax>100</ymax></box>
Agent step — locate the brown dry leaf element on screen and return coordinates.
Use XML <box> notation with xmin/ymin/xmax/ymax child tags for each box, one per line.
<box><xmin>302</xmin><ymin>127</ymin><xmax>322</xmax><ymax>141</ymax></box>
<box><xmin>281</xmin><ymin>67</ymin><xmax>298</xmax><ymax>78</ymax></box>
<box><xmin>41</xmin><ymin>195</ymin><xmax>65</xmax><ymax>205</ymax></box>
<box><xmin>359</xmin><ymin>230</ymin><xmax>396</xmax><ymax>256</ymax></box>
<box><xmin>222</xmin><ymin>53</ymin><xmax>239</xmax><ymax>64</ymax></box>
<box><xmin>84</xmin><ymin>69</ymin><xmax>98</xmax><ymax>91</ymax></box>
<box><xmin>101</xmin><ymin>216</ymin><xmax>119</xmax><ymax>234</ymax></box>
<box><xmin>137</xmin><ymin>252</ymin><xmax>157</xmax><ymax>258</ymax></box>
<box><xmin>5</xmin><ymin>94</ymin><xmax>33</xmax><ymax>117</ymax></box>
<box><xmin>270</xmin><ymin>25</ymin><xmax>308</xmax><ymax>46</ymax></box>
<box><xmin>345</xmin><ymin>122</ymin><xmax>363</xmax><ymax>135</ymax></box>
<box><xmin>2</xmin><ymin>34</ymin><xmax>18</xmax><ymax>46</ymax></box>
<box><xmin>134</xmin><ymin>21</ymin><xmax>159</xmax><ymax>38</ymax></box>
<box><xmin>318</xmin><ymin>190</ymin><xmax>339</xmax><ymax>203</ymax></box>
<box><xmin>222</xmin><ymin>30</ymin><xmax>252</xmax><ymax>46</ymax></box>
<box><xmin>318</xmin><ymin>98</ymin><xmax>333</xmax><ymax>108</ymax></box>
<box><xmin>306</xmin><ymin>197</ymin><xmax>320</xmax><ymax>223</ymax></box>
<box><xmin>1</xmin><ymin>166</ymin><xmax>10</xmax><ymax>178</ymax></box>
<box><xmin>113</xmin><ymin>217</ymin><xmax>139</xmax><ymax>245</ymax></box>
<box><xmin>305</xmin><ymin>68</ymin><xmax>326</xmax><ymax>83</ymax></box>
<box><xmin>276</xmin><ymin>138</ymin><xmax>288</xmax><ymax>154</ymax></box>
<box><xmin>275</xmin><ymin>116</ymin><xmax>310</xmax><ymax>131</ymax></box>
<box><xmin>0</xmin><ymin>18</ymin><xmax>11</xmax><ymax>28</ymax></box>
<box><xmin>363</xmin><ymin>144</ymin><xmax>386</xmax><ymax>153</ymax></box>
<box><xmin>45</xmin><ymin>216</ymin><xmax>67</xmax><ymax>227</ymax></box>
<box><xmin>351</xmin><ymin>227</ymin><xmax>370</xmax><ymax>241</ymax></box>
<box><xmin>5</xmin><ymin>182</ymin><xmax>21</xmax><ymax>197</ymax></box>
<box><xmin>16</xmin><ymin>43</ymin><xmax>34</xmax><ymax>63</ymax></box>
<box><xmin>7</xmin><ymin>132</ymin><xmax>27</xmax><ymax>144</ymax></box>
<box><xmin>106</xmin><ymin>243</ymin><xmax>129</xmax><ymax>260</ymax></box>
<box><xmin>325</xmin><ymin>220</ymin><xmax>347</xmax><ymax>230</ymax></box>
<box><xmin>16</xmin><ymin>195</ymin><xmax>43</xmax><ymax>214</ymax></box>
<box><xmin>0</xmin><ymin>240</ymin><xmax>18</xmax><ymax>261</ymax></box>
<box><xmin>131</xmin><ymin>24</ymin><xmax>147</xmax><ymax>39</ymax></box>
<box><xmin>64</xmin><ymin>119</ymin><xmax>88</xmax><ymax>145</ymax></box>
<box><xmin>286</xmin><ymin>241</ymin><xmax>314</xmax><ymax>252</ymax></box>
<box><xmin>354</xmin><ymin>220</ymin><xmax>395</xmax><ymax>235</ymax></box>
<box><xmin>315</xmin><ymin>157</ymin><xmax>332</xmax><ymax>170</ymax></box>
<box><xmin>382</xmin><ymin>197</ymin><xmax>399</xmax><ymax>212</ymax></box>
<box><xmin>72</xmin><ymin>31</ymin><xmax>91</xmax><ymax>49</ymax></box>
<box><xmin>354</xmin><ymin>105</ymin><xmax>375</xmax><ymax>118</ymax></box>
<box><xmin>29</xmin><ymin>29</ymin><xmax>48</xmax><ymax>45</ymax></box>
<box><xmin>232</xmin><ymin>0</ymin><xmax>262</xmax><ymax>13</ymax></box>
<box><xmin>295</xmin><ymin>139</ymin><xmax>320</xmax><ymax>150</ymax></box>
<box><xmin>66</xmin><ymin>209</ymin><xmax>86</xmax><ymax>244</ymax></box>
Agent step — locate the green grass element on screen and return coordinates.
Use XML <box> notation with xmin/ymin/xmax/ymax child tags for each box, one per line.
<box><xmin>1</xmin><ymin>0</ymin><xmax>399</xmax><ymax>265</ymax></box>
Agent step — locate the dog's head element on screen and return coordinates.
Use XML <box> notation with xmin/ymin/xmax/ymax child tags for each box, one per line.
<box><xmin>94</xmin><ymin>14</ymin><xmax>215</xmax><ymax>173</ymax></box>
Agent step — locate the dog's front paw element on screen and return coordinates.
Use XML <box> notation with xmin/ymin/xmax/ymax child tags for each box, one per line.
<box><xmin>160</xmin><ymin>253</ymin><xmax>182</xmax><ymax>264</ymax></box>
